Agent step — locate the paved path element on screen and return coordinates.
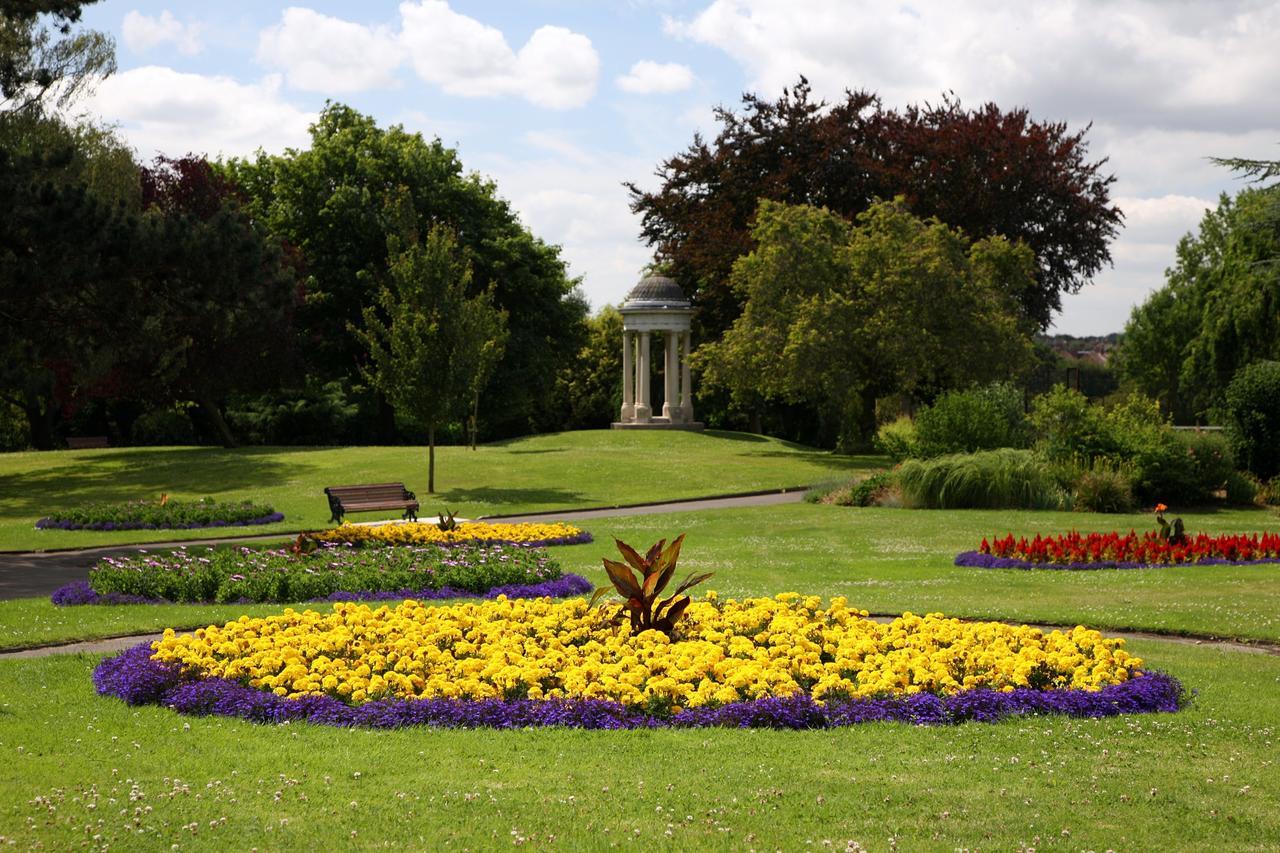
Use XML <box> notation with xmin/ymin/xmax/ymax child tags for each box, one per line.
<box><xmin>0</xmin><ymin>490</ymin><xmax>807</xmax><ymax>600</ymax></box>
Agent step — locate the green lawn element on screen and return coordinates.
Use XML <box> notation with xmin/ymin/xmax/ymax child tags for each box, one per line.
<box><xmin>2</xmin><ymin>640</ymin><xmax>1276</xmax><ymax>850</ymax></box>
<box><xmin>0</xmin><ymin>431</ymin><xmax>874</xmax><ymax>551</ymax></box>
<box><xmin>3</xmin><ymin>502</ymin><xmax>1277</xmax><ymax>650</ymax></box>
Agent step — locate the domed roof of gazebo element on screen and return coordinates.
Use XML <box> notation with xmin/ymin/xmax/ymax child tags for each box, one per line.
<box><xmin>623</xmin><ymin>275</ymin><xmax>690</xmax><ymax>309</ymax></box>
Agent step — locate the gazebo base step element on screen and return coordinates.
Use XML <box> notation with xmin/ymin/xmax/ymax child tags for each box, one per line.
<box><xmin>611</xmin><ymin>420</ymin><xmax>706</xmax><ymax>431</ymax></box>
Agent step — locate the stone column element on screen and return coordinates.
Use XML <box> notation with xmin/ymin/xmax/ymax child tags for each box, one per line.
<box><xmin>620</xmin><ymin>330</ymin><xmax>634</xmax><ymax>422</ymax></box>
<box><xmin>634</xmin><ymin>331</ymin><xmax>651</xmax><ymax>422</ymax></box>
<box><xmin>681</xmin><ymin>330</ymin><xmax>694</xmax><ymax>422</ymax></box>
<box><xmin>670</xmin><ymin>327</ymin><xmax>680</xmax><ymax>417</ymax></box>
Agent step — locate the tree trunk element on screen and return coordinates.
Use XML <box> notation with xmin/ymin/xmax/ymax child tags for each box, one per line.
<box><xmin>198</xmin><ymin>396</ymin><xmax>238</xmax><ymax>448</ymax></box>
<box><xmin>470</xmin><ymin>395</ymin><xmax>478</xmax><ymax>451</ymax></box>
<box><xmin>749</xmin><ymin>410</ymin><xmax>762</xmax><ymax>436</ymax></box>
<box><xmin>22</xmin><ymin>395</ymin><xmax>56</xmax><ymax>450</ymax></box>
<box><xmin>427</xmin><ymin>426</ymin><xmax>436</xmax><ymax>493</ymax></box>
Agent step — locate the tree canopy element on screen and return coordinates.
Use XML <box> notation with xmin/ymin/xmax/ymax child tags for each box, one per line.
<box><xmin>698</xmin><ymin>198</ymin><xmax>1037</xmax><ymax>448</ymax></box>
<box><xmin>353</xmin><ymin>225</ymin><xmax>508</xmax><ymax>491</ymax></box>
<box><xmin>1119</xmin><ymin>184</ymin><xmax>1280</xmax><ymax>421</ymax></box>
<box><xmin>628</xmin><ymin>79</ymin><xmax>1121</xmax><ymax>337</ymax></box>
<box><xmin>226</xmin><ymin>104</ymin><xmax>587</xmax><ymax>440</ymax></box>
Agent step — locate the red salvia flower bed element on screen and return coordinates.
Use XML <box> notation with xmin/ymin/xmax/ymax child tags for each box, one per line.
<box><xmin>979</xmin><ymin>531</ymin><xmax>1280</xmax><ymax>566</ymax></box>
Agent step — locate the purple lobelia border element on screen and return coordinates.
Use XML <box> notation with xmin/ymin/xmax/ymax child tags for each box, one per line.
<box><xmin>52</xmin><ymin>573</ymin><xmax>594</xmax><ymax>607</ymax></box>
<box><xmin>35</xmin><ymin>512</ymin><xmax>286</xmax><ymax>531</ymax></box>
<box><xmin>955</xmin><ymin>550</ymin><xmax>1280</xmax><ymax>571</ymax></box>
<box><xmin>93</xmin><ymin>642</ymin><xmax>1186</xmax><ymax>730</ymax></box>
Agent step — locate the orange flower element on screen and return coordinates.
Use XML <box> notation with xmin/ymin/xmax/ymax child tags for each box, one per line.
<box><xmin>1154</xmin><ymin>503</ymin><xmax>1168</xmax><ymax>513</ymax></box>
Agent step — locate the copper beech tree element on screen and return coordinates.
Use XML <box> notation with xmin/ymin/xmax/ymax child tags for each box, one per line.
<box><xmin>628</xmin><ymin>79</ymin><xmax>1122</xmax><ymax>339</ymax></box>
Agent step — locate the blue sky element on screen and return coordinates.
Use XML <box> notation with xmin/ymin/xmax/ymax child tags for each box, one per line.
<box><xmin>71</xmin><ymin>1</ymin><xmax>1280</xmax><ymax>335</ymax></box>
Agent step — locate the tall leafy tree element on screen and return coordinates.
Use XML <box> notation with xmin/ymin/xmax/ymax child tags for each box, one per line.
<box><xmin>1119</xmin><ymin>185</ymin><xmax>1280</xmax><ymax>420</ymax></box>
<box><xmin>628</xmin><ymin>79</ymin><xmax>1121</xmax><ymax>338</ymax></box>
<box><xmin>353</xmin><ymin>226</ymin><xmax>508</xmax><ymax>492</ymax></box>
<box><xmin>227</xmin><ymin>104</ymin><xmax>586</xmax><ymax>440</ymax></box>
<box><xmin>1</xmin><ymin>0</ymin><xmax>113</xmax><ymax>114</ymax></box>
<box><xmin>132</xmin><ymin>156</ymin><xmax>300</xmax><ymax>447</ymax></box>
<box><xmin>0</xmin><ymin>112</ymin><xmax>141</xmax><ymax>447</ymax></box>
<box><xmin>699</xmin><ymin>198</ymin><xmax>1036</xmax><ymax>447</ymax></box>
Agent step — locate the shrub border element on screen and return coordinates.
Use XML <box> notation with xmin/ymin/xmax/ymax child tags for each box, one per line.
<box><xmin>955</xmin><ymin>550</ymin><xmax>1280</xmax><ymax>571</ymax></box>
<box><xmin>94</xmin><ymin>642</ymin><xmax>1185</xmax><ymax>730</ymax></box>
<box><xmin>52</xmin><ymin>573</ymin><xmax>594</xmax><ymax>607</ymax></box>
<box><xmin>36</xmin><ymin>512</ymin><xmax>285</xmax><ymax>532</ymax></box>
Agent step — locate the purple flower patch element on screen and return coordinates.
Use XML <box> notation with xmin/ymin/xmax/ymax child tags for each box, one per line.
<box><xmin>93</xmin><ymin>642</ymin><xmax>1186</xmax><ymax>730</ymax></box>
<box><xmin>955</xmin><ymin>550</ymin><xmax>1280</xmax><ymax>571</ymax></box>
<box><xmin>35</xmin><ymin>512</ymin><xmax>286</xmax><ymax>532</ymax></box>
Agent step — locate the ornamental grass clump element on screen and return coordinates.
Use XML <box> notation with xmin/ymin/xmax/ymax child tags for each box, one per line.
<box><xmin>35</xmin><ymin>496</ymin><xmax>282</xmax><ymax>531</ymax></box>
<box><xmin>897</xmin><ymin>449</ymin><xmax>1062</xmax><ymax>510</ymax></box>
<box><xmin>590</xmin><ymin>534</ymin><xmax>713</xmax><ymax>638</ymax></box>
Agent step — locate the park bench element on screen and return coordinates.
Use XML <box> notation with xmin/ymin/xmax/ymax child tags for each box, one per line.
<box><xmin>324</xmin><ymin>483</ymin><xmax>419</xmax><ymax>525</ymax></box>
<box><xmin>66</xmin><ymin>436</ymin><xmax>110</xmax><ymax>449</ymax></box>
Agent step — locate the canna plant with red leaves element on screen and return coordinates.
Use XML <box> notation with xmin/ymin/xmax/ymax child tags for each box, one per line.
<box><xmin>590</xmin><ymin>534</ymin><xmax>713</xmax><ymax>638</ymax></box>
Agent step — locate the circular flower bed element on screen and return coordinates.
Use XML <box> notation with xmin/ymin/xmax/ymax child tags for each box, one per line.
<box><xmin>53</xmin><ymin>542</ymin><xmax>589</xmax><ymax>605</ymax></box>
<box><xmin>315</xmin><ymin>521</ymin><xmax>591</xmax><ymax>548</ymax></box>
<box><xmin>960</xmin><ymin>531</ymin><xmax>1280</xmax><ymax>570</ymax></box>
<box><xmin>94</xmin><ymin>594</ymin><xmax>1184</xmax><ymax>729</ymax></box>
<box><xmin>36</xmin><ymin>498</ymin><xmax>283</xmax><ymax>531</ymax></box>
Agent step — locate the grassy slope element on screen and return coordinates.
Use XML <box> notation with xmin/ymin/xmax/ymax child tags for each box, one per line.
<box><xmin>0</xmin><ymin>431</ymin><xmax>875</xmax><ymax>551</ymax></box>
<box><xmin>2</xmin><ymin>503</ymin><xmax>1278</xmax><ymax>649</ymax></box>
<box><xmin>1</xmin><ymin>641</ymin><xmax>1276</xmax><ymax>850</ymax></box>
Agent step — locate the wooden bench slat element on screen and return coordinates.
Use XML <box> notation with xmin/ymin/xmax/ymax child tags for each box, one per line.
<box><xmin>324</xmin><ymin>482</ymin><xmax>418</xmax><ymax>524</ymax></box>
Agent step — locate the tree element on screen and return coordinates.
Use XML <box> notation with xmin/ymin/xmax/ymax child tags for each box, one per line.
<box><xmin>628</xmin><ymin>80</ymin><xmax>1121</xmax><ymax>338</ymax></box>
<box><xmin>700</xmin><ymin>198</ymin><xmax>1036</xmax><ymax>448</ymax></box>
<box><xmin>1119</xmin><ymin>185</ymin><xmax>1280</xmax><ymax>420</ymax></box>
<box><xmin>1</xmin><ymin>0</ymin><xmax>113</xmax><ymax>114</ymax></box>
<box><xmin>132</xmin><ymin>156</ymin><xmax>300</xmax><ymax>447</ymax></box>
<box><xmin>353</xmin><ymin>226</ymin><xmax>508</xmax><ymax>492</ymax></box>
<box><xmin>226</xmin><ymin>104</ymin><xmax>585</xmax><ymax>440</ymax></box>
<box><xmin>553</xmin><ymin>305</ymin><xmax>624</xmax><ymax>430</ymax></box>
<box><xmin>0</xmin><ymin>112</ymin><xmax>142</xmax><ymax>447</ymax></box>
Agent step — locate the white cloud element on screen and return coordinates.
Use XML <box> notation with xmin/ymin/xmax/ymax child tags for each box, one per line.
<box><xmin>475</xmin><ymin>136</ymin><xmax>653</xmax><ymax>309</ymax></box>
<box><xmin>257</xmin><ymin>7</ymin><xmax>404</xmax><ymax>93</ymax></box>
<box><xmin>79</xmin><ymin>66</ymin><xmax>316</xmax><ymax>160</ymax></box>
<box><xmin>121</xmin><ymin>10</ymin><xmax>202</xmax><ymax>56</ymax></box>
<box><xmin>617</xmin><ymin>60</ymin><xmax>695</xmax><ymax>94</ymax></box>
<box><xmin>399</xmin><ymin>1</ymin><xmax>598</xmax><ymax>109</ymax></box>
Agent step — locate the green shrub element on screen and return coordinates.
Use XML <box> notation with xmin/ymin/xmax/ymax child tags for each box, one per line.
<box><xmin>897</xmin><ymin>449</ymin><xmax>1061</xmax><ymax>510</ymax></box>
<box><xmin>131</xmin><ymin>406</ymin><xmax>197</xmax><ymax>446</ymax></box>
<box><xmin>0</xmin><ymin>401</ymin><xmax>28</xmax><ymax>451</ymax></box>
<box><xmin>1031</xmin><ymin>387</ymin><xmax>1231</xmax><ymax>504</ymax></box>
<box><xmin>1071</xmin><ymin>459</ymin><xmax>1136</xmax><ymax>513</ymax></box>
<box><xmin>914</xmin><ymin>383</ymin><xmax>1029</xmax><ymax>457</ymax></box>
<box><xmin>1223</xmin><ymin>360</ymin><xmax>1280</xmax><ymax>480</ymax></box>
<box><xmin>1258</xmin><ymin>476</ymin><xmax>1280</xmax><ymax>507</ymax></box>
<box><xmin>1224</xmin><ymin>470</ymin><xmax>1260</xmax><ymax>505</ymax></box>
<box><xmin>873</xmin><ymin>416</ymin><xmax>919</xmax><ymax>461</ymax></box>
<box><xmin>804</xmin><ymin>470</ymin><xmax>897</xmax><ymax>507</ymax></box>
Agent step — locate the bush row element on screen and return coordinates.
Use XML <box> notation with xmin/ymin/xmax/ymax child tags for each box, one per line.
<box><xmin>36</xmin><ymin>497</ymin><xmax>282</xmax><ymax>531</ymax></box>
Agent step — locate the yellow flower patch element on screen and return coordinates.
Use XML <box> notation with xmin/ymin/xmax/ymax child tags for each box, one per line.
<box><xmin>315</xmin><ymin>521</ymin><xmax>584</xmax><ymax>547</ymax></box>
<box><xmin>150</xmin><ymin>594</ymin><xmax>1142</xmax><ymax>708</ymax></box>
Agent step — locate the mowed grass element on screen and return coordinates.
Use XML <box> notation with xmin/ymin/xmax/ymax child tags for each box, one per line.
<box><xmin>1</xmin><ymin>640</ymin><xmax>1276</xmax><ymax>850</ymax></box>
<box><xmin>0</xmin><ymin>431</ymin><xmax>874</xmax><ymax>551</ymax></box>
<box><xmin>3</xmin><ymin>502</ymin><xmax>1278</xmax><ymax>650</ymax></box>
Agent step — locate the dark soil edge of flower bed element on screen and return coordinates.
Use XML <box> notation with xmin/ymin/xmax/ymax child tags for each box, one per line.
<box><xmin>35</xmin><ymin>512</ymin><xmax>286</xmax><ymax>532</ymax></box>
<box><xmin>956</xmin><ymin>550</ymin><xmax>1280</xmax><ymax>571</ymax></box>
<box><xmin>51</xmin><ymin>573</ymin><xmax>594</xmax><ymax>607</ymax></box>
<box><xmin>94</xmin><ymin>642</ymin><xmax>1186</xmax><ymax>730</ymax></box>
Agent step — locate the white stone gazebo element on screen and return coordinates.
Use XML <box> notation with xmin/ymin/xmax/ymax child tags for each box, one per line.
<box><xmin>612</xmin><ymin>275</ymin><xmax>704</xmax><ymax>430</ymax></box>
